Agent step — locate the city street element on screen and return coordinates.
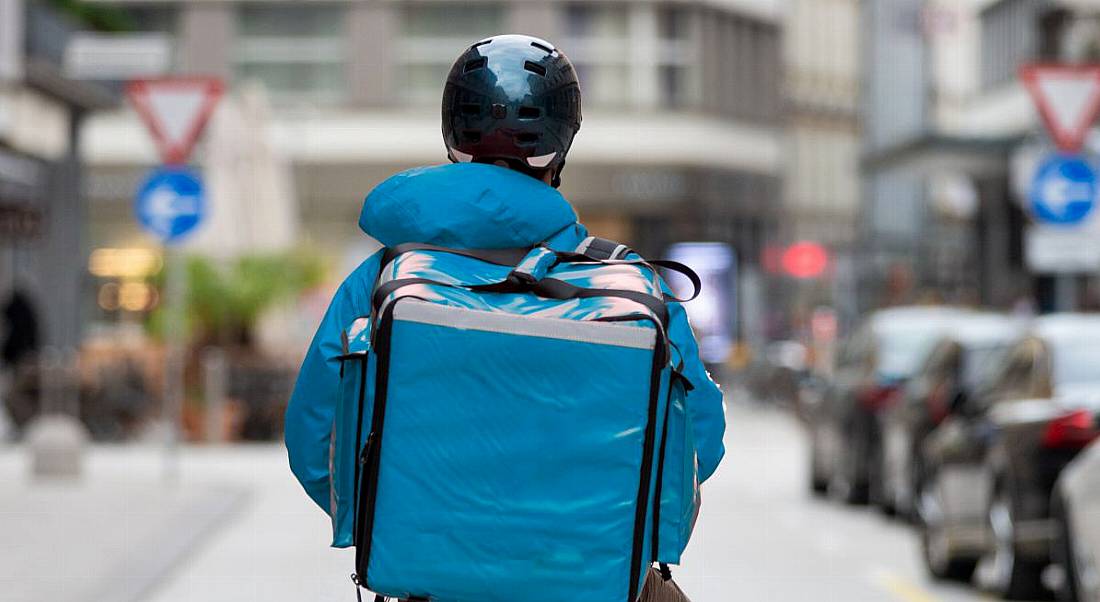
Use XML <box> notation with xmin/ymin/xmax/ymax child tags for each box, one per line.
<box><xmin>4</xmin><ymin>396</ymin><xmax>1022</xmax><ymax>602</ymax></box>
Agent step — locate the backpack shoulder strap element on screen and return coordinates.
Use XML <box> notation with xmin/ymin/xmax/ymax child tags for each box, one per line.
<box><xmin>574</xmin><ymin>236</ymin><xmax>631</xmax><ymax>260</ymax></box>
<box><xmin>569</xmin><ymin>237</ymin><xmax>702</xmax><ymax>303</ymax></box>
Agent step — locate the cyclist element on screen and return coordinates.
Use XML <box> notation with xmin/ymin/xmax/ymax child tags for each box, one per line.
<box><xmin>286</xmin><ymin>34</ymin><xmax>725</xmax><ymax>601</ymax></box>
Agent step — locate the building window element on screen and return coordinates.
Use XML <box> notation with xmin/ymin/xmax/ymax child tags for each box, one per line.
<box><xmin>657</xmin><ymin>5</ymin><xmax>699</xmax><ymax>108</ymax></box>
<box><xmin>980</xmin><ymin>0</ymin><xmax>1044</xmax><ymax>89</ymax></box>
<box><xmin>704</xmin><ymin>10</ymin><xmax>780</xmax><ymax>122</ymax></box>
<box><xmin>235</xmin><ymin>4</ymin><xmax>347</xmax><ymax>105</ymax></box>
<box><xmin>118</xmin><ymin>5</ymin><xmax>178</xmax><ymax>33</ymax></box>
<box><xmin>398</xmin><ymin>3</ymin><xmax>504</xmax><ymax>105</ymax></box>
<box><xmin>563</xmin><ymin>4</ymin><xmax>630</xmax><ymax>107</ymax></box>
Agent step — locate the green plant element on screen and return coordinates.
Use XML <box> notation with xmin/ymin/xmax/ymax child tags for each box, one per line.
<box><xmin>146</xmin><ymin>250</ymin><xmax>328</xmax><ymax>347</ymax></box>
<box><xmin>45</xmin><ymin>0</ymin><xmax>139</xmax><ymax>32</ymax></box>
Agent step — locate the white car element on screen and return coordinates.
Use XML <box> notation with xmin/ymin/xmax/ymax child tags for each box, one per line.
<box><xmin>1055</xmin><ymin>438</ymin><xmax>1100</xmax><ymax>601</ymax></box>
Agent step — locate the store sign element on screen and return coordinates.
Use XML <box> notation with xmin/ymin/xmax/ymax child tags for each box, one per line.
<box><xmin>781</xmin><ymin>241</ymin><xmax>830</xmax><ymax>279</ymax></box>
<box><xmin>666</xmin><ymin>242</ymin><xmax>737</xmax><ymax>364</ymax></box>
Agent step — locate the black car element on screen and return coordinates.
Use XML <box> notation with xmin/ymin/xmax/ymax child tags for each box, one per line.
<box><xmin>806</xmin><ymin>306</ymin><xmax>973</xmax><ymax>504</ymax></box>
<box><xmin>878</xmin><ymin>314</ymin><xmax>1021</xmax><ymax>519</ymax></box>
<box><xmin>918</xmin><ymin>314</ymin><xmax>1100</xmax><ymax>598</ymax></box>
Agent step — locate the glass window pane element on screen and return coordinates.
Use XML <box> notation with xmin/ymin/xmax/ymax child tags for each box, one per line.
<box><xmin>403</xmin><ymin>3</ymin><xmax>503</xmax><ymax>37</ymax></box>
<box><xmin>575</xmin><ymin>63</ymin><xmax>628</xmax><ymax>106</ymax></box>
<box><xmin>563</xmin><ymin>4</ymin><xmax>629</xmax><ymax>107</ymax></box>
<box><xmin>397</xmin><ymin>3</ymin><xmax>504</xmax><ymax>104</ymax></box>
<box><xmin>234</xmin><ymin>4</ymin><xmax>347</xmax><ymax>105</ymax></box>
<box><xmin>238</xmin><ymin>62</ymin><xmax>344</xmax><ymax>95</ymax></box>
<box><xmin>565</xmin><ymin>4</ymin><xmax>628</xmax><ymax>39</ymax></box>
<box><xmin>119</xmin><ymin>6</ymin><xmax>178</xmax><ymax>33</ymax></box>
<box><xmin>658</xmin><ymin>5</ymin><xmax>689</xmax><ymax>40</ymax></box>
<box><xmin>402</xmin><ymin>64</ymin><xmax>450</xmax><ymax>104</ymax></box>
<box><xmin>239</xmin><ymin>5</ymin><xmax>344</xmax><ymax>37</ymax></box>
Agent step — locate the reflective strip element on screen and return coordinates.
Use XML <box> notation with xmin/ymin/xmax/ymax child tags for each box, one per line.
<box><xmin>574</xmin><ymin>236</ymin><xmax>629</xmax><ymax>260</ymax></box>
<box><xmin>393</xmin><ymin>301</ymin><xmax>656</xmax><ymax>350</ymax></box>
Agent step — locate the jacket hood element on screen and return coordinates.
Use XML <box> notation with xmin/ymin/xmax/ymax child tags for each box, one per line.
<box><xmin>359</xmin><ymin>163</ymin><xmax>578</xmax><ymax>249</ymax></box>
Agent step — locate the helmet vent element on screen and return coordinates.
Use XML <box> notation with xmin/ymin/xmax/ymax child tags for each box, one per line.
<box><xmin>523</xmin><ymin>61</ymin><xmax>547</xmax><ymax>77</ymax></box>
<box><xmin>463</xmin><ymin>130</ymin><xmax>481</xmax><ymax>143</ymax></box>
<box><xmin>517</xmin><ymin>106</ymin><xmax>541</xmax><ymax>119</ymax></box>
<box><xmin>516</xmin><ymin>132</ymin><xmax>540</xmax><ymax>144</ymax></box>
<box><xmin>460</xmin><ymin>103</ymin><xmax>481</xmax><ymax>116</ymax></box>
<box><xmin>463</xmin><ymin>58</ymin><xmax>487</xmax><ymax>72</ymax></box>
<box><xmin>530</xmin><ymin>41</ymin><xmax>553</xmax><ymax>53</ymax></box>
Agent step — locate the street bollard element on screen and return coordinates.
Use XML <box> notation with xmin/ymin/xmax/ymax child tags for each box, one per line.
<box><xmin>27</xmin><ymin>346</ymin><xmax>89</xmax><ymax>479</ymax></box>
<box><xmin>202</xmin><ymin>347</ymin><xmax>228</xmax><ymax>443</ymax></box>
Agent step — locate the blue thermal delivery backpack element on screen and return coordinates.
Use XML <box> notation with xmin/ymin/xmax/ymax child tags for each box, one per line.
<box><xmin>333</xmin><ymin>237</ymin><xmax>703</xmax><ymax>602</ymax></box>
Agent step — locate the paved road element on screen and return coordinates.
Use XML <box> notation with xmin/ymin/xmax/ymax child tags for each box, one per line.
<box><xmin>4</xmin><ymin>401</ymin><xmax>1013</xmax><ymax>602</ymax></box>
<box><xmin>142</xmin><ymin>401</ymin><xmax>1005</xmax><ymax>602</ymax></box>
<box><xmin>671</xmin><ymin>402</ymin><xmax>999</xmax><ymax>602</ymax></box>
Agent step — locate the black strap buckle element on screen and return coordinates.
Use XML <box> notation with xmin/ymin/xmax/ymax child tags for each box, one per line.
<box><xmin>506</xmin><ymin>270</ymin><xmax>538</xmax><ymax>287</ymax></box>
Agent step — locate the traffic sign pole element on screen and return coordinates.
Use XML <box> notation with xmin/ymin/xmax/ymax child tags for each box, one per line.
<box><xmin>127</xmin><ymin>78</ymin><xmax>221</xmax><ymax>482</ymax></box>
<box><xmin>1056</xmin><ymin>274</ymin><xmax>1079</xmax><ymax>312</ymax></box>
<box><xmin>163</xmin><ymin>249</ymin><xmax>186</xmax><ymax>482</ymax></box>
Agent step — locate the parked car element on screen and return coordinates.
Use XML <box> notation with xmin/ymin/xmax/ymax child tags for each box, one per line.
<box><xmin>878</xmin><ymin>314</ymin><xmax>1022</xmax><ymax>519</ymax></box>
<box><xmin>807</xmin><ymin>306</ymin><xmax>972</xmax><ymax>503</ymax></box>
<box><xmin>743</xmin><ymin>340</ymin><xmax>808</xmax><ymax>406</ymax></box>
<box><xmin>1053</xmin><ymin>436</ymin><xmax>1100</xmax><ymax>601</ymax></box>
<box><xmin>918</xmin><ymin>314</ymin><xmax>1100</xmax><ymax>598</ymax></box>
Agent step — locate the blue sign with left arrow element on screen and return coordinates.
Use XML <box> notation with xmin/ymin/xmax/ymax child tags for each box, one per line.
<box><xmin>1030</xmin><ymin>154</ymin><xmax>1098</xmax><ymax>227</ymax></box>
<box><xmin>134</xmin><ymin>167</ymin><xmax>206</xmax><ymax>244</ymax></box>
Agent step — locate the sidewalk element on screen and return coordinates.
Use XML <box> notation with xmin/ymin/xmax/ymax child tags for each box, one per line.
<box><xmin>0</xmin><ymin>444</ymin><xmax>250</xmax><ymax>602</ymax></box>
<box><xmin>1</xmin><ymin>436</ymin><xmax>731</xmax><ymax>602</ymax></box>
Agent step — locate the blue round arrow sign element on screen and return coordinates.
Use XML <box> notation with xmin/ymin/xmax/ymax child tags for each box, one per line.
<box><xmin>1030</xmin><ymin>154</ymin><xmax>1098</xmax><ymax>227</ymax></box>
<box><xmin>134</xmin><ymin>167</ymin><xmax>206</xmax><ymax>244</ymax></box>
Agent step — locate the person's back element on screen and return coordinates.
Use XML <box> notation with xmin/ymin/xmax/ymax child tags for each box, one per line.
<box><xmin>285</xmin><ymin>34</ymin><xmax>725</xmax><ymax>601</ymax></box>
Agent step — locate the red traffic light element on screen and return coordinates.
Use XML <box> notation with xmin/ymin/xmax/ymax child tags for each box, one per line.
<box><xmin>781</xmin><ymin>242</ymin><xmax>830</xmax><ymax>279</ymax></box>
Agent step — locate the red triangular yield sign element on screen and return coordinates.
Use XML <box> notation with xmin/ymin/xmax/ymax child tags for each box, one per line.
<box><xmin>1021</xmin><ymin>64</ymin><xmax>1100</xmax><ymax>153</ymax></box>
<box><xmin>126</xmin><ymin>78</ymin><xmax>224</xmax><ymax>165</ymax></box>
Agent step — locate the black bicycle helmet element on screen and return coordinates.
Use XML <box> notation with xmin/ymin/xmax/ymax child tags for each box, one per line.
<box><xmin>442</xmin><ymin>34</ymin><xmax>582</xmax><ymax>188</ymax></box>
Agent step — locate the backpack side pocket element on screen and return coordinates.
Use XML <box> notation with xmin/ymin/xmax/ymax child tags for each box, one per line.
<box><xmin>656</xmin><ymin>376</ymin><xmax>700</xmax><ymax>564</ymax></box>
<box><xmin>331</xmin><ymin>318</ymin><xmax>374</xmax><ymax>548</ymax></box>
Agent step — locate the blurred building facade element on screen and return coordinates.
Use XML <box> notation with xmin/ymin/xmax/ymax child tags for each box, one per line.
<box><xmin>780</xmin><ymin>0</ymin><xmax>861</xmax><ymax>331</ymax></box>
<box><xmin>860</xmin><ymin>0</ymin><xmax>1100</xmax><ymax>312</ymax></box>
<box><xmin>0</xmin><ymin>0</ymin><xmax>113</xmax><ymax>353</ymax></box>
<box><xmin>82</xmin><ymin>0</ymin><xmax>785</xmax><ymax>328</ymax></box>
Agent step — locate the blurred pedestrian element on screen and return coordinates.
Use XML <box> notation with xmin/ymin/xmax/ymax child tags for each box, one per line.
<box><xmin>0</xmin><ymin>289</ymin><xmax>40</xmax><ymax>440</ymax></box>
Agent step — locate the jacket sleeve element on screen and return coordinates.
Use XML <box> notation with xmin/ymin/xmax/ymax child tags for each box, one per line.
<box><xmin>285</xmin><ymin>252</ymin><xmax>382</xmax><ymax>513</ymax></box>
<box><xmin>667</xmin><ymin>300</ymin><xmax>727</xmax><ymax>483</ymax></box>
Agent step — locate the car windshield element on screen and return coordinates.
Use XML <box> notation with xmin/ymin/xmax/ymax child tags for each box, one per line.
<box><xmin>876</xmin><ymin>328</ymin><xmax>946</xmax><ymax>379</ymax></box>
<box><xmin>1052</xmin><ymin>341</ymin><xmax>1100</xmax><ymax>387</ymax></box>
<box><xmin>961</xmin><ymin>344</ymin><xmax>1010</xmax><ymax>390</ymax></box>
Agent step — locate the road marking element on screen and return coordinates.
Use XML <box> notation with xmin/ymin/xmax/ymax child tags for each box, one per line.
<box><xmin>871</xmin><ymin>571</ymin><xmax>942</xmax><ymax>602</ymax></box>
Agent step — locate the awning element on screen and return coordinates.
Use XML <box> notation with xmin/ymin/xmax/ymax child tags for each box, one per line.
<box><xmin>861</xmin><ymin>133</ymin><xmax>1020</xmax><ymax>177</ymax></box>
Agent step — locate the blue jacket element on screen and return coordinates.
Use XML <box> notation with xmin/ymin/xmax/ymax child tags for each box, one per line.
<box><xmin>285</xmin><ymin>163</ymin><xmax>726</xmax><ymax>515</ymax></box>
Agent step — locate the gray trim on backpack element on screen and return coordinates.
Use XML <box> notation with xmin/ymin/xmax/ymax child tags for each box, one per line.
<box><xmin>575</xmin><ymin>236</ymin><xmax>629</xmax><ymax>260</ymax></box>
<box><xmin>393</xmin><ymin>300</ymin><xmax>657</xmax><ymax>350</ymax></box>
